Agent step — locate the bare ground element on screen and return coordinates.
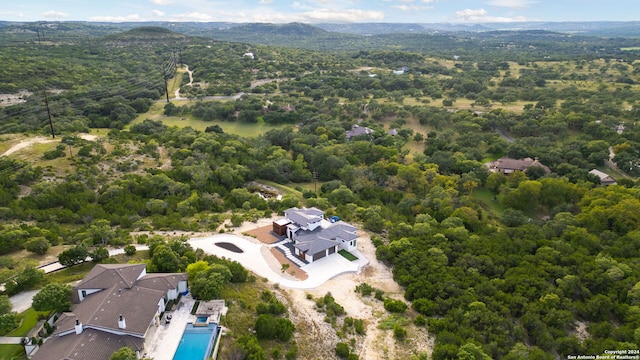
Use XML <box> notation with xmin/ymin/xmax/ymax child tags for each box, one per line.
<box><xmin>266</xmin><ymin>226</ymin><xmax>433</xmax><ymax>359</ymax></box>
<box><xmin>1</xmin><ymin>136</ymin><xmax>58</xmax><ymax>157</ymax></box>
<box><xmin>241</xmin><ymin>221</ymin><xmax>434</xmax><ymax>359</ymax></box>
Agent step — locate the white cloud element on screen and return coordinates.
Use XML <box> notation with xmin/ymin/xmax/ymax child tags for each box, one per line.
<box><xmin>171</xmin><ymin>12</ymin><xmax>215</xmax><ymax>21</ymax></box>
<box><xmin>455</xmin><ymin>8</ymin><xmax>527</xmax><ymax>22</ymax></box>
<box><xmin>43</xmin><ymin>11</ymin><xmax>69</xmax><ymax>19</ymax></box>
<box><xmin>487</xmin><ymin>0</ymin><xmax>537</xmax><ymax>8</ymax></box>
<box><xmin>259</xmin><ymin>0</ymin><xmax>274</xmax><ymax>4</ymax></box>
<box><xmin>152</xmin><ymin>9</ymin><xmax>165</xmax><ymax>17</ymax></box>
<box><xmin>150</xmin><ymin>0</ymin><xmax>172</xmax><ymax>5</ymax></box>
<box><xmin>393</xmin><ymin>5</ymin><xmax>433</xmax><ymax>11</ymax></box>
<box><xmin>0</xmin><ymin>11</ymin><xmax>24</xmax><ymax>18</ymax></box>
<box><xmin>299</xmin><ymin>8</ymin><xmax>385</xmax><ymax>22</ymax></box>
<box><xmin>89</xmin><ymin>14</ymin><xmax>144</xmax><ymax>22</ymax></box>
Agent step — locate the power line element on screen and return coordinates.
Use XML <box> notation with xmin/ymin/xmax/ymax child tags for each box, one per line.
<box><xmin>43</xmin><ymin>90</ymin><xmax>55</xmax><ymax>139</ymax></box>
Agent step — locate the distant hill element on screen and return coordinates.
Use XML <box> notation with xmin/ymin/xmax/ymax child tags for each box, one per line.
<box><xmin>208</xmin><ymin>22</ymin><xmax>332</xmax><ymax>42</ymax></box>
<box><xmin>316</xmin><ymin>23</ymin><xmax>431</xmax><ymax>35</ymax></box>
<box><xmin>99</xmin><ymin>26</ymin><xmax>189</xmax><ymax>47</ymax></box>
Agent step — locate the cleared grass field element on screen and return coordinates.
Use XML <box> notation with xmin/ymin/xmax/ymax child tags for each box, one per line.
<box><xmin>473</xmin><ymin>188</ymin><xmax>506</xmax><ymax>218</ymax></box>
<box><xmin>129</xmin><ymin>102</ymin><xmax>288</xmax><ymax>137</ymax></box>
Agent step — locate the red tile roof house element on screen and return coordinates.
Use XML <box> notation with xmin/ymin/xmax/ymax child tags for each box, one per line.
<box><xmin>283</xmin><ymin>207</ymin><xmax>359</xmax><ymax>263</ymax></box>
<box><xmin>30</xmin><ymin>264</ymin><xmax>187</xmax><ymax>360</ymax></box>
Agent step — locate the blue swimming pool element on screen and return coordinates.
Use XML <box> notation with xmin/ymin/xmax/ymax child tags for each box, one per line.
<box><xmin>172</xmin><ymin>323</ymin><xmax>220</xmax><ymax>360</ymax></box>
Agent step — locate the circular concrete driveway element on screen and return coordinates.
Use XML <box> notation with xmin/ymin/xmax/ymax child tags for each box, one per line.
<box><xmin>188</xmin><ymin>234</ymin><xmax>368</xmax><ymax>289</ymax></box>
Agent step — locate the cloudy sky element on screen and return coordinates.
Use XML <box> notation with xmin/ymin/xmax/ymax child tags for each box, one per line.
<box><xmin>1</xmin><ymin>0</ymin><xmax>637</xmax><ymax>23</ymax></box>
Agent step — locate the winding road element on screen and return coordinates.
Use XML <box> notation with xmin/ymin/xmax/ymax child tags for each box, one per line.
<box><xmin>173</xmin><ymin>65</ymin><xmax>193</xmax><ymax>100</ymax></box>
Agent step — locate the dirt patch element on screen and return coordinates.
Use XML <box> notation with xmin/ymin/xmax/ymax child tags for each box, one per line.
<box><xmin>1</xmin><ymin>136</ymin><xmax>58</xmax><ymax>157</ymax></box>
<box><xmin>269</xmin><ymin>248</ymin><xmax>308</xmax><ymax>281</ymax></box>
<box><xmin>78</xmin><ymin>133</ymin><xmax>98</xmax><ymax>141</ymax></box>
<box><xmin>244</xmin><ymin>224</ymin><xmax>280</xmax><ymax>244</ymax></box>
<box><xmin>0</xmin><ymin>90</ymin><xmax>32</xmax><ymax>107</ymax></box>
<box><xmin>283</xmin><ymin>231</ymin><xmax>433</xmax><ymax>359</ymax></box>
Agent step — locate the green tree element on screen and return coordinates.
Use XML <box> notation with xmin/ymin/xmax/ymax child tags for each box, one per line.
<box><xmin>124</xmin><ymin>245</ymin><xmax>136</xmax><ymax>256</ymax></box>
<box><xmin>32</xmin><ymin>283</ymin><xmax>72</xmax><ymax>313</ymax></box>
<box><xmin>91</xmin><ymin>247</ymin><xmax>110</xmax><ymax>263</ymax></box>
<box><xmin>110</xmin><ymin>347</ymin><xmax>137</xmax><ymax>360</ymax></box>
<box><xmin>457</xmin><ymin>342</ymin><xmax>491</xmax><ymax>360</ymax></box>
<box><xmin>189</xmin><ymin>265</ymin><xmax>232</xmax><ymax>301</ymax></box>
<box><xmin>0</xmin><ymin>295</ymin><xmax>12</xmax><ymax>315</ymax></box>
<box><xmin>0</xmin><ymin>313</ymin><xmax>20</xmax><ymax>335</ymax></box>
<box><xmin>150</xmin><ymin>245</ymin><xmax>180</xmax><ymax>272</ymax></box>
<box><xmin>24</xmin><ymin>237</ymin><xmax>50</xmax><ymax>255</ymax></box>
<box><xmin>89</xmin><ymin>219</ymin><xmax>115</xmax><ymax>246</ymax></box>
<box><xmin>58</xmin><ymin>245</ymin><xmax>89</xmax><ymax>266</ymax></box>
<box><xmin>255</xmin><ymin>314</ymin><xmax>295</xmax><ymax>341</ymax></box>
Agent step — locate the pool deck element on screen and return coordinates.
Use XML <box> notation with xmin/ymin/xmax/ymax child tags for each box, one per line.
<box><xmin>144</xmin><ymin>294</ymin><xmax>198</xmax><ymax>360</ymax></box>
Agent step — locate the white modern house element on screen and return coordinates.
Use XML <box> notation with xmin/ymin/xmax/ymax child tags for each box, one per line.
<box><xmin>280</xmin><ymin>207</ymin><xmax>359</xmax><ymax>263</ymax></box>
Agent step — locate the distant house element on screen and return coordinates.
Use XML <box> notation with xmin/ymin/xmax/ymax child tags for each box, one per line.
<box><xmin>346</xmin><ymin>124</ymin><xmax>373</xmax><ymax>141</ymax></box>
<box><xmin>393</xmin><ymin>67</ymin><xmax>409</xmax><ymax>75</ymax></box>
<box><xmin>279</xmin><ymin>207</ymin><xmax>358</xmax><ymax>263</ymax></box>
<box><xmin>486</xmin><ymin>157</ymin><xmax>551</xmax><ymax>175</ymax></box>
<box><xmin>589</xmin><ymin>169</ymin><xmax>617</xmax><ymax>185</ymax></box>
<box><xmin>387</xmin><ymin>128</ymin><xmax>398</xmax><ymax>136</ymax></box>
<box><xmin>30</xmin><ymin>264</ymin><xmax>187</xmax><ymax>360</ymax></box>
<box><xmin>243</xmin><ymin>52</ymin><xmax>254</xmax><ymax>59</ymax></box>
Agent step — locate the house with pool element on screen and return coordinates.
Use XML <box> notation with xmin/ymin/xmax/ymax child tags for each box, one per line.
<box><xmin>276</xmin><ymin>207</ymin><xmax>359</xmax><ymax>263</ymax></box>
<box><xmin>30</xmin><ymin>263</ymin><xmax>188</xmax><ymax>360</ymax></box>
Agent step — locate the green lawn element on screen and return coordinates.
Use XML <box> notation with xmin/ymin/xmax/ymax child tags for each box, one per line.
<box><xmin>472</xmin><ymin>188</ymin><xmax>506</xmax><ymax>218</ymax></box>
<box><xmin>45</xmin><ymin>262</ymin><xmax>96</xmax><ymax>284</ymax></box>
<box><xmin>0</xmin><ymin>344</ymin><xmax>26</xmax><ymax>360</ymax></box>
<box><xmin>8</xmin><ymin>308</ymin><xmax>49</xmax><ymax>337</ymax></box>
<box><xmin>338</xmin><ymin>250</ymin><xmax>358</xmax><ymax>261</ymax></box>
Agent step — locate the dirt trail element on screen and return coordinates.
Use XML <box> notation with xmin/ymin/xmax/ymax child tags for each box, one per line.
<box><xmin>174</xmin><ymin>65</ymin><xmax>194</xmax><ymax>100</ymax></box>
<box><xmin>1</xmin><ymin>133</ymin><xmax>100</xmax><ymax>158</ymax></box>
<box><xmin>1</xmin><ymin>136</ymin><xmax>57</xmax><ymax>157</ymax></box>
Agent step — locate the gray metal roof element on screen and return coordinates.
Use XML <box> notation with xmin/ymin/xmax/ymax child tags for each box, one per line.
<box><xmin>285</xmin><ymin>207</ymin><xmax>324</xmax><ymax>227</ymax></box>
<box><xmin>293</xmin><ymin>221</ymin><xmax>358</xmax><ymax>255</ymax></box>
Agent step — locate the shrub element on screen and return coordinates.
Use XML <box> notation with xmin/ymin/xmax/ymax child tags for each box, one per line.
<box><xmin>393</xmin><ymin>324</ymin><xmax>406</xmax><ymax>341</ymax></box>
<box><xmin>355</xmin><ymin>283</ymin><xmax>373</xmax><ymax>297</ymax></box>
<box><xmin>335</xmin><ymin>342</ymin><xmax>350</xmax><ymax>358</ymax></box>
<box><xmin>414</xmin><ymin>315</ymin><xmax>427</xmax><ymax>327</ymax></box>
<box><xmin>384</xmin><ymin>299</ymin><xmax>408</xmax><ymax>313</ymax></box>
<box><xmin>124</xmin><ymin>245</ymin><xmax>136</xmax><ymax>256</ymax></box>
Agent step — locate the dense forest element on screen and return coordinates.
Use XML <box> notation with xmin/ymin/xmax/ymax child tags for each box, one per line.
<box><xmin>1</xmin><ymin>22</ymin><xmax>640</xmax><ymax>359</ymax></box>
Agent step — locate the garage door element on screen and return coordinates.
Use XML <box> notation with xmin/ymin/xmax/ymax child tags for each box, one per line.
<box><xmin>313</xmin><ymin>251</ymin><xmax>326</xmax><ymax>261</ymax></box>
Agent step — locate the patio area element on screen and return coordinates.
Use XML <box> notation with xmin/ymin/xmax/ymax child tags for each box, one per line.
<box><xmin>144</xmin><ymin>294</ymin><xmax>197</xmax><ymax>360</ymax></box>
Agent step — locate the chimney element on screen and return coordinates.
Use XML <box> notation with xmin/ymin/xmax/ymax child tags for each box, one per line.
<box><xmin>75</xmin><ymin>319</ymin><xmax>83</xmax><ymax>335</ymax></box>
<box><xmin>118</xmin><ymin>314</ymin><xmax>126</xmax><ymax>329</ymax></box>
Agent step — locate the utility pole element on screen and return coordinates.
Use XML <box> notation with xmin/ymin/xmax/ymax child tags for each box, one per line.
<box><xmin>313</xmin><ymin>171</ymin><xmax>318</xmax><ymax>194</ymax></box>
<box><xmin>164</xmin><ymin>76</ymin><xmax>170</xmax><ymax>103</ymax></box>
<box><xmin>43</xmin><ymin>90</ymin><xmax>55</xmax><ymax>138</ymax></box>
